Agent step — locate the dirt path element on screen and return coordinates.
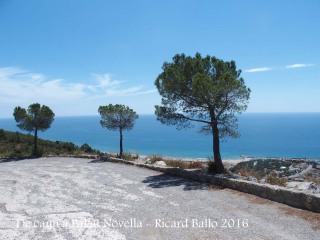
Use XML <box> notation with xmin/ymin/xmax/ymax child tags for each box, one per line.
<box><xmin>0</xmin><ymin>157</ymin><xmax>319</xmax><ymax>239</ymax></box>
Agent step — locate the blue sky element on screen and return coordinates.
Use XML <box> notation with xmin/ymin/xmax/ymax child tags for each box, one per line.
<box><xmin>0</xmin><ymin>0</ymin><xmax>319</xmax><ymax>117</ymax></box>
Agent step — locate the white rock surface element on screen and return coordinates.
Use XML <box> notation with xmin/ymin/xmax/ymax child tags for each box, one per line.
<box><xmin>155</xmin><ymin>160</ymin><xmax>166</xmax><ymax>166</ymax></box>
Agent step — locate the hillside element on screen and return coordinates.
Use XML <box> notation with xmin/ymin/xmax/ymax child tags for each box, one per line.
<box><xmin>0</xmin><ymin>129</ymin><xmax>99</xmax><ymax>158</ymax></box>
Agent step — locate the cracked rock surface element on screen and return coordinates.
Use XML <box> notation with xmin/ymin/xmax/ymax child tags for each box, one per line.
<box><xmin>0</xmin><ymin>157</ymin><xmax>319</xmax><ymax>240</ymax></box>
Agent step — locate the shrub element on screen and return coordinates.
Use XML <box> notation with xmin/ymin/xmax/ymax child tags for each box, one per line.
<box><xmin>163</xmin><ymin>159</ymin><xmax>189</xmax><ymax>169</ymax></box>
<box><xmin>61</xmin><ymin>142</ymin><xmax>76</xmax><ymax>152</ymax></box>
<box><xmin>0</xmin><ymin>129</ymin><xmax>99</xmax><ymax>158</ymax></box>
<box><xmin>266</xmin><ymin>173</ymin><xmax>287</xmax><ymax>187</ymax></box>
<box><xmin>80</xmin><ymin>143</ymin><xmax>94</xmax><ymax>153</ymax></box>
<box><xmin>187</xmin><ymin>161</ymin><xmax>203</xmax><ymax>169</ymax></box>
<box><xmin>36</xmin><ymin>146</ymin><xmax>44</xmax><ymax>157</ymax></box>
<box><xmin>0</xmin><ymin>129</ymin><xmax>6</xmax><ymax>140</ymax></box>
<box><xmin>229</xmin><ymin>159</ymin><xmax>293</xmax><ymax>178</ymax></box>
<box><xmin>237</xmin><ymin>168</ymin><xmax>261</xmax><ymax>180</ymax></box>
<box><xmin>120</xmin><ymin>152</ymin><xmax>139</xmax><ymax>161</ymax></box>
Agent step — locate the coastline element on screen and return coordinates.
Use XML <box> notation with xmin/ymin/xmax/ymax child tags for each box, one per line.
<box><xmin>2</xmin><ymin>113</ymin><xmax>320</xmax><ymax>160</ymax></box>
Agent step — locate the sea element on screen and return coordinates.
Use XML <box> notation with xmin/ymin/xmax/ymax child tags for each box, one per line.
<box><xmin>1</xmin><ymin>113</ymin><xmax>320</xmax><ymax>161</ymax></box>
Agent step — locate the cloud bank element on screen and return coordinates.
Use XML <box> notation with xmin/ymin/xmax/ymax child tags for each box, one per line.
<box><xmin>0</xmin><ymin>67</ymin><xmax>157</xmax><ymax>117</ymax></box>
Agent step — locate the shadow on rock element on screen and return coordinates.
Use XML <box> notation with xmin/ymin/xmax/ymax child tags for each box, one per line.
<box><xmin>142</xmin><ymin>173</ymin><xmax>219</xmax><ymax>191</ymax></box>
<box><xmin>0</xmin><ymin>157</ymin><xmax>39</xmax><ymax>164</ymax></box>
<box><xmin>88</xmin><ymin>157</ymin><xmax>110</xmax><ymax>163</ymax></box>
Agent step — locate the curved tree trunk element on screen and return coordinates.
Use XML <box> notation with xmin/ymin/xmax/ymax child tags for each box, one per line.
<box><xmin>119</xmin><ymin>128</ymin><xmax>123</xmax><ymax>158</ymax></box>
<box><xmin>33</xmin><ymin>128</ymin><xmax>38</xmax><ymax>156</ymax></box>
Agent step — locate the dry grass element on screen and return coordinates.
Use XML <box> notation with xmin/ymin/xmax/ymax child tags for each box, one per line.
<box><xmin>187</xmin><ymin>161</ymin><xmax>203</xmax><ymax>169</ymax></box>
<box><xmin>148</xmin><ymin>155</ymin><xmax>165</xmax><ymax>164</ymax></box>
<box><xmin>304</xmin><ymin>175</ymin><xmax>320</xmax><ymax>186</ymax></box>
<box><xmin>163</xmin><ymin>159</ymin><xmax>190</xmax><ymax>168</ymax></box>
<box><xmin>237</xmin><ymin>168</ymin><xmax>261</xmax><ymax>180</ymax></box>
<box><xmin>164</xmin><ymin>159</ymin><xmax>203</xmax><ymax>169</ymax></box>
<box><xmin>105</xmin><ymin>152</ymin><xmax>118</xmax><ymax>158</ymax></box>
<box><xmin>147</xmin><ymin>156</ymin><xmax>203</xmax><ymax>169</ymax></box>
<box><xmin>266</xmin><ymin>173</ymin><xmax>287</xmax><ymax>187</ymax></box>
<box><xmin>121</xmin><ymin>152</ymin><xmax>139</xmax><ymax>161</ymax></box>
<box><xmin>104</xmin><ymin>152</ymin><xmax>139</xmax><ymax>161</ymax></box>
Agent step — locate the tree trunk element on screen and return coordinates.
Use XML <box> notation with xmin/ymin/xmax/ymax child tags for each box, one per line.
<box><xmin>119</xmin><ymin>128</ymin><xmax>123</xmax><ymax>158</ymax></box>
<box><xmin>33</xmin><ymin>128</ymin><xmax>38</xmax><ymax>156</ymax></box>
<box><xmin>211</xmin><ymin>120</ymin><xmax>224</xmax><ymax>174</ymax></box>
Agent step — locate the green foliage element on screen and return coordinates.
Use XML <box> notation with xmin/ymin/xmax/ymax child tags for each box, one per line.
<box><xmin>154</xmin><ymin>53</ymin><xmax>250</xmax><ymax>136</ymax></box>
<box><xmin>13</xmin><ymin>103</ymin><xmax>55</xmax><ymax>133</ymax></box>
<box><xmin>98</xmin><ymin>104</ymin><xmax>139</xmax><ymax>131</ymax></box>
<box><xmin>0</xmin><ymin>130</ymin><xmax>99</xmax><ymax>158</ymax></box>
<box><xmin>154</xmin><ymin>53</ymin><xmax>250</xmax><ymax>173</ymax></box>
<box><xmin>13</xmin><ymin>103</ymin><xmax>55</xmax><ymax>156</ymax></box>
<box><xmin>98</xmin><ymin>104</ymin><xmax>138</xmax><ymax>158</ymax></box>
<box><xmin>230</xmin><ymin>160</ymin><xmax>295</xmax><ymax>178</ymax></box>
<box><xmin>80</xmin><ymin>143</ymin><xmax>94</xmax><ymax>153</ymax></box>
<box><xmin>0</xmin><ymin>129</ymin><xmax>6</xmax><ymax>140</ymax></box>
<box><xmin>120</xmin><ymin>152</ymin><xmax>139</xmax><ymax>161</ymax></box>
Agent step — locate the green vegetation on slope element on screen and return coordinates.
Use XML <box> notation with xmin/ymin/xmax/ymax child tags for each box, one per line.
<box><xmin>0</xmin><ymin>129</ymin><xmax>99</xmax><ymax>158</ymax></box>
<box><xmin>229</xmin><ymin>159</ymin><xmax>310</xmax><ymax>178</ymax></box>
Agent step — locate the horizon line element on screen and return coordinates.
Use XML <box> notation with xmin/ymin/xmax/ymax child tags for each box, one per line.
<box><xmin>1</xmin><ymin>111</ymin><xmax>320</xmax><ymax>119</ymax></box>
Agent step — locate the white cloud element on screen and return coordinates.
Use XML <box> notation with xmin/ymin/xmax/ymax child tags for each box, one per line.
<box><xmin>243</xmin><ymin>67</ymin><xmax>272</xmax><ymax>73</ymax></box>
<box><xmin>0</xmin><ymin>67</ymin><xmax>87</xmax><ymax>104</ymax></box>
<box><xmin>90</xmin><ymin>73</ymin><xmax>157</xmax><ymax>97</ymax></box>
<box><xmin>0</xmin><ymin>67</ymin><xmax>157</xmax><ymax>117</ymax></box>
<box><xmin>93</xmin><ymin>73</ymin><xmax>122</xmax><ymax>89</ymax></box>
<box><xmin>286</xmin><ymin>63</ymin><xmax>315</xmax><ymax>69</ymax></box>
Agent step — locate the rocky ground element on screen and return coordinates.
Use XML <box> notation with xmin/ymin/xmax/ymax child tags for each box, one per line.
<box><xmin>227</xmin><ymin>159</ymin><xmax>320</xmax><ymax>194</ymax></box>
<box><xmin>132</xmin><ymin>155</ymin><xmax>320</xmax><ymax>195</ymax></box>
<box><xmin>0</xmin><ymin>157</ymin><xmax>319</xmax><ymax>239</ymax></box>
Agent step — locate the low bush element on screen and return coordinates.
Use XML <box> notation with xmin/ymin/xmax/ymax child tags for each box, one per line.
<box><xmin>266</xmin><ymin>173</ymin><xmax>287</xmax><ymax>187</ymax></box>
<box><xmin>120</xmin><ymin>152</ymin><xmax>139</xmax><ymax>161</ymax></box>
<box><xmin>187</xmin><ymin>161</ymin><xmax>203</xmax><ymax>169</ymax></box>
<box><xmin>163</xmin><ymin>159</ymin><xmax>189</xmax><ymax>169</ymax></box>
<box><xmin>230</xmin><ymin>159</ymin><xmax>294</xmax><ymax>178</ymax></box>
<box><xmin>0</xmin><ymin>129</ymin><xmax>6</xmax><ymax>140</ymax></box>
<box><xmin>146</xmin><ymin>156</ymin><xmax>203</xmax><ymax>169</ymax></box>
<box><xmin>0</xmin><ymin>130</ymin><xmax>100</xmax><ymax>158</ymax></box>
<box><xmin>80</xmin><ymin>143</ymin><xmax>94</xmax><ymax>153</ymax></box>
<box><xmin>237</xmin><ymin>168</ymin><xmax>261</xmax><ymax>180</ymax></box>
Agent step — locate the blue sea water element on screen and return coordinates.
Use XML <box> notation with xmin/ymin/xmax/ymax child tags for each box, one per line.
<box><xmin>1</xmin><ymin>113</ymin><xmax>320</xmax><ymax>160</ymax></box>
